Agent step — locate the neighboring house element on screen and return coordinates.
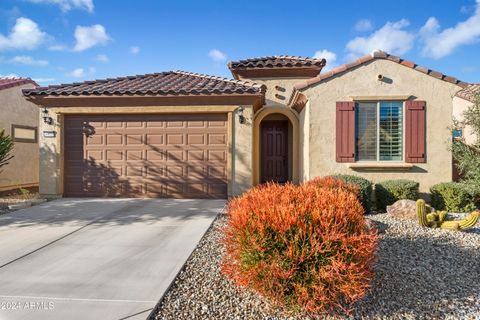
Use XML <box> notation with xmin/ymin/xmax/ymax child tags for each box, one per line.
<box><xmin>453</xmin><ymin>83</ymin><xmax>480</xmax><ymax>145</ymax></box>
<box><xmin>0</xmin><ymin>77</ymin><xmax>39</xmax><ymax>192</ymax></box>
<box><xmin>23</xmin><ymin>51</ymin><xmax>473</xmax><ymax>199</ymax></box>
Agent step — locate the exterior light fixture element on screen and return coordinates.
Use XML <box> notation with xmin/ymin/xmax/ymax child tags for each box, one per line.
<box><xmin>238</xmin><ymin>106</ymin><xmax>246</xmax><ymax>124</ymax></box>
<box><xmin>42</xmin><ymin>107</ymin><xmax>53</xmax><ymax>125</ymax></box>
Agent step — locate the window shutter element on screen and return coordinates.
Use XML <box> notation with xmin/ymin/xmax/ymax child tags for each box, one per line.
<box><xmin>336</xmin><ymin>101</ymin><xmax>356</xmax><ymax>162</ymax></box>
<box><xmin>405</xmin><ymin>100</ymin><xmax>426</xmax><ymax>163</ymax></box>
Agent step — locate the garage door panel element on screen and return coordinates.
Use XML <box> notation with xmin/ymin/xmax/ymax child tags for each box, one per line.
<box><xmin>166</xmin><ymin>134</ymin><xmax>184</xmax><ymax>145</ymax></box>
<box><xmin>105</xmin><ymin>150</ymin><xmax>123</xmax><ymax>161</ymax></box>
<box><xmin>146</xmin><ymin>150</ymin><xmax>164</xmax><ymax>160</ymax></box>
<box><xmin>187</xmin><ymin>150</ymin><xmax>205</xmax><ymax>161</ymax></box>
<box><xmin>86</xmin><ymin>150</ymin><xmax>103</xmax><ymax>161</ymax></box>
<box><xmin>146</xmin><ymin>134</ymin><xmax>164</xmax><ymax>145</ymax></box>
<box><xmin>64</xmin><ymin>114</ymin><xmax>228</xmax><ymax>198</ymax></box>
<box><xmin>126</xmin><ymin>134</ymin><xmax>143</xmax><ymax>145</ymax></box>
<box><xmin>126</xmin><ymin>150</ymin><xmax>143</xmax><ymax>160</ymax></box>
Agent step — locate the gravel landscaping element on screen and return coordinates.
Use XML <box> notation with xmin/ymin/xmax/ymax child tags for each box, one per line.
<box><xmin>154</xmin><ymin>212</ymin><xmax>480</xmax><ymax>320</ymax></box>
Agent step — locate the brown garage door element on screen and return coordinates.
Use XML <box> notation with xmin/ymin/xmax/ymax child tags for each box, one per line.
<box><xmin>64</xmin><ymin>114</ymin><xmax>228</xmax><ymax>198</ymax></box>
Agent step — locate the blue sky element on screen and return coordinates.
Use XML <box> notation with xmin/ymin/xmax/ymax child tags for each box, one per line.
<box><xmin>0</xmin><ymin>0</ymin><xmax>479</xmax><ymax>86</ymax></box>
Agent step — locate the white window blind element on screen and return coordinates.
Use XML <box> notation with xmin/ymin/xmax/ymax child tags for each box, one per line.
<box><xmin>356</xmin><ymin>102</ymin><xmax>377</xmax><ymax>161</ymax></box>
<box><xmin>355</xmin><ymin>101</ymin><xmax>403</xmax><ymax>161</ymax></box>
<box><xmin>379</xmin><ymin>101</ymin><xmax>403</xmax><ymax>161</ymax></box>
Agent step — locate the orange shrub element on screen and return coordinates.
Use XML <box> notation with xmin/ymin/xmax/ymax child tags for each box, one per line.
<box><xmin>305</xmin><ymin>176</ymin><xmax>360</xmax><ymax>195</ymax></box>
<box><xmin>221</xmin><ymin>181</ymin><xmax>378</xmax><ymax>315</ymax></box>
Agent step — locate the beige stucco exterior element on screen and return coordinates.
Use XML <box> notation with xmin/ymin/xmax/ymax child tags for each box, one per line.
<box><xmin>32</xmin><ymin>59</ymin><xmax>468</xmax><ymax>198</ymax></box>
<box><xmin>453</xmin><ymin>96</ymin><xmax>476</xmax><ymax>145</ymax></box>
<box><xmin>299</xmin><ymin>59</ymin><xmax>463</xmax><ymax>193</ymax></box>
<box><xmin>37</xmin><ymin>104</ymin><xmax>253</xmax><ymax>198</ymax></box>
<box><xmin>0</xmin><ymin>84</ymin><xmax>39</xmax><ymax>191</ymax></box>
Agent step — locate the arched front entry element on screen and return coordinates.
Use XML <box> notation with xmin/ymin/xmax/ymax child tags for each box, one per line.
<box><xmin>253</xmin><ymin>107</ymin><xmax>299</xmax><ymax>185</ymax></box>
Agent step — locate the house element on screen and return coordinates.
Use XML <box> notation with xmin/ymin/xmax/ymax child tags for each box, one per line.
<box><xmin>23</xmin><ymin>51</ymin><xmax>472</xmax><ymax>199</ymax></box>
<box><xmin>453</xmin><ymin>83</ymin><xmax>479</xmax><ymax>145</ymax></box>
<box><xmin>0</xmin><ymin>77</ymin><xmax>39</xmax><ymax>192</ymax></box>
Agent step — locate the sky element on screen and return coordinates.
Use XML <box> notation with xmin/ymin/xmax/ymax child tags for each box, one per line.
<box><xmin>0</xmin><ymin>0</ymin><xmax>479</xmax><ymax>86</ymax></box>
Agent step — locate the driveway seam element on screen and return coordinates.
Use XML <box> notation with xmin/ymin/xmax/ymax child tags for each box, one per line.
<box><xmin>0</xmin><ymin>295</ymin><xmax>157</xmax><ymax>304</ymax></box>
<box><xmin>0</xmin><ymin>201</ymin><xmax>143</xmax><ymax>270</ymax></box>
<box><xmin>0</xmin><ymin>219</ymin><xmax>99</xmax><ymax>270</ymax></box>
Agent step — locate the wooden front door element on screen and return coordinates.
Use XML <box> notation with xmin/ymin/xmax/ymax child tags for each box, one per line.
<box><xmin>261</xmin><ymin>120</ymin><xmax>289</xmax><ymax>183</ymax></box>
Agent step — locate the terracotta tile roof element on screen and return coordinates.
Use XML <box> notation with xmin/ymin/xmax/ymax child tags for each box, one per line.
<box><xmin>0</xmin><ymin>77</ymin><xmax>37</xmax><ymax>91</ymax></box>
<box><xmin>228</xmin><ymin>55</ymin><xmax>326</xmax><ymax>70</ymax></box>
<box><xmin>22</xmin><ymin>70</ymin><xmax>265</xmax><ymax>97</ymax></box>
<box><xmin>294</xmin><ymin>50</ymin><xmax>469</xmax><ymax>91</ymax></box>
<box><xmin>456</xmin><ymin>84</ymin><xmax>480</xmax><ymax>102</ymax></box>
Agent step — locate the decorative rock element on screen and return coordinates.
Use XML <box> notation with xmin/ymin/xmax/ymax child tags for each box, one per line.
<box><xmin>154</xmin><ymin>212</ymin><xmax>479</xmax><ymax>320</ymax></box>
<box><xmin>387</xmin><ymin>199</ymin><xmax>434</xmax><ymax>220</ymax></box>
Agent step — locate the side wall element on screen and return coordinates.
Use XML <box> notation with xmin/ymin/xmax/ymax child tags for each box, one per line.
<box><xmin>303</xmin><ymin>59</ymin><xmax>461</xmax><ymax>192</ymax></box>
<box><xmin>453</xmin><ymin>96</ymin><xmax>476</xmax><ymax>145</ymax></box>
<box><xmin>298</xmin><ymin>100</ymin><xmax>309</xmax><ymax>182</ymax></box>
<box><xmin>0</xmin><ymin>84</ymin><xmax>39</xmax><ymax>191</ymax></box>
<box><xmin>37</xmin><ymin>105</ymin><xmax>253</xmax><ymax>198</ymax></box>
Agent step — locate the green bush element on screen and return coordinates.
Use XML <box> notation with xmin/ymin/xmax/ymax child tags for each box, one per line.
<box><xmin>375</xmin><ymin>179</ymin><xmax>419</xmax><ymax>212</ymax></box>
<box><xmin>430</xmin><ymin>182</ymin><xmax>479</xmax><ymax>212</ymax></box>
<box><xmin>329</xmin><ymin>174</ymin><xmax>373</xmax><ymax>213</ymax></box>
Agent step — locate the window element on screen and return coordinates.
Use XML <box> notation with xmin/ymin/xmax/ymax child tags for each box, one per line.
<box><xmin>11</xmin><ymin>125</ymin><xmax>37</xmax><ymax>143</ymax></box>
<box><xmin>355</xmin><ymin>101</ymin><xmax>403</xmax><ymax>161</ymax></box>
<box><xmin>452</xmin><ymin>128</ymin><xmax>463</xmax><ymax>140</ymax></box>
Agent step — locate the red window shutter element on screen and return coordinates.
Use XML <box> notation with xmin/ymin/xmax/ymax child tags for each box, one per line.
<box><xmin>336</xmin><ymin>101</ymin><xmax>356</xmax><ymax>162</ymax></box>
<box><xmin>405</xmin><ymin>100</ymin><xmax>426</xmax><ymax>163</ymax></box>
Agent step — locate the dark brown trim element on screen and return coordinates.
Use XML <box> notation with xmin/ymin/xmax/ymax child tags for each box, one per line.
<box><xmin>231</xmin><ymin>67</ymin><xmax>322</xmax><ymax>80</ymax></box>
<box><xmin>26</xmin><ymin>94</ymin><xmax>265</xmax><ymax>109</ymax></box>
<box><xmin>11</xmin><ymin>124</ymin><xmax>38</xmax><ymax>143</ymax></box>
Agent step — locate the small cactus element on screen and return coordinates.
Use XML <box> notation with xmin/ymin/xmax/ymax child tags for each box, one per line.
<box><xmin>416</xmin><ymin>199</ymin><xmax>429</xmax><ymax>227</ymax></box>
<box><xmin>416</xmin><ymin>199</ymin><xmax>479</xmax><ymax>231</ymax></box>
<box><xmin>438</xmin><ymin>211</ymin><xmax>447</xmax><ymax>223</ymax></box>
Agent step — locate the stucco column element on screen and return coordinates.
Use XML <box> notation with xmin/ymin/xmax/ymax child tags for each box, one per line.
<box><xmin>39</xmin><ymin>109</ymin><xmax>62</xmax><ymax>197</ymax></box>
<box><xmin>231</xmin><ymin>105</ymin><xmax>253</xmax><ymax>195</ymax></box>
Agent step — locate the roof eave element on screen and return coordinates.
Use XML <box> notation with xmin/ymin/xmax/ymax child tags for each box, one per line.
<box><xmin>230</xmin><ymin>66</ymin><xmax>324</xmax><ymax>80</ymax></box>
<box><xmin>294</xmin><ymin>51</ymin><xmax>469</xmax><ymax>92</ymax></box>
<box><xmin>24</xmin><ymin>92</ymin><xmax>265</xmax><ymax>109</ymax></box>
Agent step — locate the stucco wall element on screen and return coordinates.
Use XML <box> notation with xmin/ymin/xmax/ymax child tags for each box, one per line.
<box><xmin>298</xmin><ymin>101</ymin><xmax>309</xmax><ymax>182</ymax></box>
<box><xmin>453</xmin><ymin>96</ymin><xmax>476</xmax><ymax>145</ymax></box>
<box><xmin>302</xmin><ymin>59</ymin><xmax>462</xmax><ymax>192</ymax></box>
<box><xmin>249</xmin><ymin>78</ymin><xmax>309</xmax><ymax>107</ymax></box>
<box><xmin>37</xmin><ymin>105</ymin><xmax>252</xmax><ymax>197</ymax></box>
<box><xmin>0</xmin><ymin>84</ymin><xmax>39</xmax><ymax>191</ymax></box>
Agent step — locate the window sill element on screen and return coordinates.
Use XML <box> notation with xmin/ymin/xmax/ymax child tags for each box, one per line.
<box><xmin>348</xmin><ymin>162</ymin><xmax>414</xmax><ymax>170</ymax></box>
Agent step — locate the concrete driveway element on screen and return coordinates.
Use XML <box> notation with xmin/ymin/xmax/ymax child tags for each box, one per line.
<box><xmin>0</xmin><ymin>198</ymin><xmax>225</xmax><ymax>320</ymax></box>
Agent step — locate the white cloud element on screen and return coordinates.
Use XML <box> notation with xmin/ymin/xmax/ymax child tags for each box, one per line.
<box><xmin>27</xmin><ymin>0</ymin><xmax>94</xmax><ymax>12</ymax></box>
<box><xmin>208</xmin><ymin>49</ymin><xmax>227</xmax><ymax>62</ymax></box>
<box><xmin>73</xmin><ymin>24</ymin><xmax>110</xmax><ymax>52</ymax></box>
<box><xmin>67</xmin><ymin>66</ymin><xmax>95</xmax><ymax>77</ymax></box>
<box><xmin>0</xmin><ymin>17</ymin><xmax>47</xmax><ymax>51</ymax></box>
<box><xmin>95</xmin><ymin>54</ymin><xmax>109</xmax><ymax>63</ymax></box>
<box><xmin>48</xmin><ymin>44</ymin><xmax>66</xmax><ymax>51</ymax></box>
<box><xmin>420</xmin><ymin>0</ymin><xmax>480</xmax><ymax>59</ymax></box>
<box><xmin>0</xmin><ymin>73</ymin><xmax>19</xmax><ymax>78</ymax></box>
<box><xmin>9</xmin><ymin>55</ymin><xmax>48</xmax><ymax>66</ymax></box>
<box><xmin>313</xmin><ymin>49</ymin><xmax>337</xmax><ymax>71</ymax></box>
<box><xmin>354</xmin><ymin>19</ymin><xmax>373</xmax><ymax>32</ymax></box>
<box><xmin>346</xmin><ymin>19</ymin><xmax>415</xmax><ymax>56</ymax></box>
<box><xmin>130</xmin><ymin>46</ymin><xmax>140</xmax><ymax>54</ymax></box>
<box><xmin>68</xmin><ymin>68</ymin><xmax>85</xmax><ymax>77</ymax></box>
<box><xmin>33</xmin><ymin>77</ymin><xmax>55</xmax><ymax>84</ymax></box>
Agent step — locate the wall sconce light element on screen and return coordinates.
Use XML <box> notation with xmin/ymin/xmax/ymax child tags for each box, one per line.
<box><xmin>42</xmin><ymin>107</ymin><xmax>53</xmax><ymax>125</ymax></box>
<box><xmin>238</xmin><ymin>106</ymin><xmax>246</xmax><ymax>124</ymax></box>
